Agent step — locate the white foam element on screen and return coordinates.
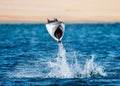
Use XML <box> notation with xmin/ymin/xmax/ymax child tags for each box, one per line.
<box><xmin>81</xmin><ymin>55</ymin><xmax>106</xmax><ymax>78</ymax></box>
<box><xmin>47</xmin><ymin>43</ymin><xmax>73</xmax><ymax>78</ymax></box>
<box><xmin>47</xmin><ymin>43</ymin><xmax>106</xmax><ymax>78</ymax></box>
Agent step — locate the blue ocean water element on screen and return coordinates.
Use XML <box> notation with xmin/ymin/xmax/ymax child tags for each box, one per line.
<box><xmin>0</xmin><ymin>23</ymin><xmax>120</xmax><ymax>85</ymax></box>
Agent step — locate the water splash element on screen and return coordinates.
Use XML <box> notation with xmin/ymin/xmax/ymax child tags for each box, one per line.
<box><xmin>9</xmin><ymin>42</ymin><xmax>106</xmax><ymax>78</ymax></box>
<box><xmin>81</xmin><ymin>55</ymin><xmax>106</xmax><ymax>78</ymax></box>
<box><xmin>47</xmin><ymin>43</ymin><xmax>106</xmax><ymax>78</ymax></box>
<box><xmin>47</xmin><ymin>43</ymin><xmax>73</xmax><ymax>78</ymax></box>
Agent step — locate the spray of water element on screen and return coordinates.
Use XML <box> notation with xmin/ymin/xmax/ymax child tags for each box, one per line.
<box><xmin>47</xmin><ymin>43</ymin><xmax>73</xmax><ymax>78</ymax></box>
<box><xmin>47</xmin><ymin>42</ymin><xmax>106</xmax><ymax>78</ymax></box>
<box><xmin>9</xmin><ymin>42</ymin><xmax>106</xmax><ymax>78</ymax></box>
<box><xmin>81</xmin><ymin>55</ymin><xmax>106</xmax><ymax>78</ymax></box>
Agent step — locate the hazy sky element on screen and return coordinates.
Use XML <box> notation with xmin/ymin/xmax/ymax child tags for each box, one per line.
<box><xmin>0</xmin><ymin>0</ymin><xmax>120</xmax><ymax>22</ymax></box>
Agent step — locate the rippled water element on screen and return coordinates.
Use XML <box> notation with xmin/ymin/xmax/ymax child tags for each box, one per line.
<box><xmin>0</xmin><ymin>23</ymin><xmax>120</xmax><ymax>85</ymax></box>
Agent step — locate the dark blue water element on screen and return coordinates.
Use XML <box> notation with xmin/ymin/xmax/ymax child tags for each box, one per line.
<box><xmin>0</xmin><ymin>23</ymin><xmax>120</xmax><ymax>85</ymax></box>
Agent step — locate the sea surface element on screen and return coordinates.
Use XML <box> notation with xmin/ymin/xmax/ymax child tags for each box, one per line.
<box><xmin>0</xmin><ymin>23</ymin><xmax>120</xmax><ymax>85</ymax></box>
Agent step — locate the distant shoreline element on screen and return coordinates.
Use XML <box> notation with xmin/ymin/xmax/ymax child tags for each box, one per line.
<box><xmin>0</xmin><ymin>21</ymin><xmax>120</xmax><ymax>24</ymax></box>
<box><xmin>0</xmin><ymin>21</ymin><xmax>119</xmax><ymax>24</ymax></box>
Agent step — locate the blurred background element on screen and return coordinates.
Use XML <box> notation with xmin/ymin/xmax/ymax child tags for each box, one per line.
<box><xmin>0</xmin><ymin>0</ymin><xmax>120</xmax><ymax>23</ymax></box>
